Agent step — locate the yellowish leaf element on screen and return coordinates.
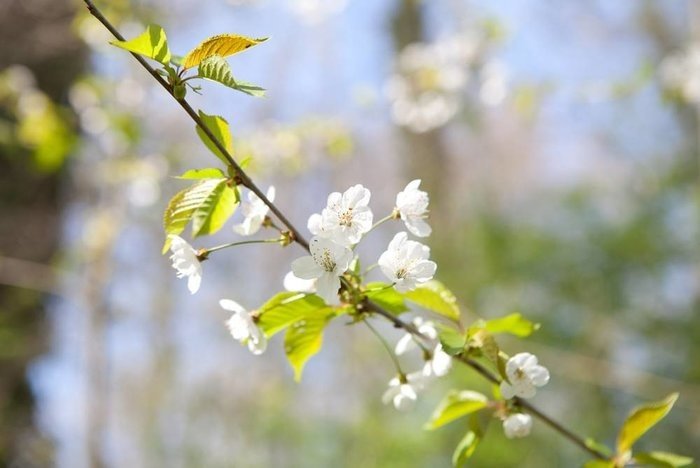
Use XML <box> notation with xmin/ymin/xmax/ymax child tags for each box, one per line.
<box><xmin>183</xmin><ymin>34</ymin><xmax>268</xmax><ymax>69</ymax></box>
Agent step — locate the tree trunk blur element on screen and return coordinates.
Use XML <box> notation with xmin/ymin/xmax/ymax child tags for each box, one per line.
<box><xmin>0</xmin><ymin>0</ymin><xmax>86</xmax><ymax>465</ymax></box>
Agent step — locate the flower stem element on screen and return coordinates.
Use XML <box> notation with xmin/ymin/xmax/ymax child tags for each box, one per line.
<box><xmin>363</xmin><ymin>263</ymin><xmax>378</xmax><ymax>275</ymax></box>
<box><xmin>363</xmin><ymin>318</ymin><xmax>404</xmax><ymax>376</ymax></box>
<box><xmin>369</xmin><ymin>213</ymin><xmax>396</xmax><ymax>233</ymax></box>
<box><xmin>203</xmin><ymin>238</ymin><xmax>282</xmax><ymax>255</ymax></box>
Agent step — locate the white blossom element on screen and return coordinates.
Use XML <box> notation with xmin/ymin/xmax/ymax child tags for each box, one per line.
<box><xmin>503</xmin><ymin>413</ymin><xmax>533</xmax><ymax>439</ymax></box>
<box><xmin>220</xmin><ymin>299</ymin><xmax>267</xmax><ymax>355</ymax></box>
<box><xmin>382</xmin><ymin>370</ymin><xmax>431</xmax><ymax>411</ymax></box>
<box><xmin>426</xmin><ymin>343</ymin><xmax>452</xmax><ymax>377</ymax></box>
<box><xmin>384</xmin><ymin>32</ymin><xmax>483</xmax><ymax>133</ymax></box>
<box><xmin>500</xmin><ymin>352</ymin><xmax>550</xmax><ymax>399</ymax></box>
<box><xmin>319</xmin><ymin>184</ymin><xmax>373</xmax><ymax>246</ymax></box>
<box><xmin>307</xmin><ymin>212</ymin><xmax>328</xmax><ymax>237</ymax></box>
<box><xmin>395</xmin><ymin>179</ymin><xmax>431</xmax><ymax>237</ymax></box>
<box><xmin>660</xmin><ymin>43</ymin><xmax>700</xmax><ymax>104</ymax></box>
<box><xmin>291</xmin><ymin>236</ymin><xmax>352</xmax><ymax>304</ymax></box>
<box><xmin>378</xmin><ymin>232</ymin><xmax>437</xmax><ymax>292</ymax></box>
<box><xmin>233</xmin><ymin>186</ymin><xmax>275</xmax><ymax>236</ymax></box>
<box><xmin>169</xmin><ymin>235</ymin><xmax>202</xmax><ymax>294</ymax></box>
<box><xmin>394</xmin><ymin>317</ymin><xmax>437</xmax><ymax>355</ymax></box>
<box><xmin>283</xmin><ymin>271</ymin><xmax>316</xmax><ymax>293</ymax></box>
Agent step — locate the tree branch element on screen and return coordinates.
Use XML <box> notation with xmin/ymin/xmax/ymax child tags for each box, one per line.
<box><xmin>83</xmin><ymin>0</ymin><xmax>308</xmax><ymax>251</ymax></box>
<box><xmin>83</xmin><ymin>1</ymin><xmax>607</xmax><ymax>461</ymax></box>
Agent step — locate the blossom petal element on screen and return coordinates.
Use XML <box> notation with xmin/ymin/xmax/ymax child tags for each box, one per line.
<box><xmin>186</xmin><ymin>271</ymin><xmax>202</xmax><ymax>294</ymax></box>
<box><xmin>316</xmin><ymin>272</ymin><xmax>340</xmax><ymax>304</ymax></box>
<box><xmin>247</xmin><ymin>327</ymin><xmax>267</xmax><ymax>355</ymax></box>
<box><xmin>219</xmin><ymin>299</ymin><xmax>247</xmax><ymax>315</ymax></box>
<box><xmin>394</xmin><ymin>333</ymin><xmax>415</xmax><ymax>355</ymax></box>
<box><xmin>225</xmin><ymin>312</ymin><xmax>250</xmax><ymax>341</ymax></box>
<box><xmin>500</xmin><ymin>381</ymin><xmax>516</xmax><ymax>399</ymax></box>
<box><xmin>291</xmin><ymin>256</ymin><xmax>323</xmax><ymax>280</ymax></box>
<box><xmin>405</xmin><ymin>217</ymin><xmax>432</xmax><ymax>237</ymax></box>
<box><xmin>529</xmin><ymin>366</ymin><xmax>550</xmax><ymax>387</ymax></box>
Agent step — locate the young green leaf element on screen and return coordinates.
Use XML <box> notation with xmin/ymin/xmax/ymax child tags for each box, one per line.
<box><xmin>198</xmin><ymin>55</ymin><xmax>266</xmax><ymax>97</ymax></box>
<box><xmin>177</xmin><ymin>168</ymin><xmax>226</xmax><ymax>180</ymax></box>
<box><xmin>190</xmin><ymin>180</ymin><xmax>238</xmax><ymax>237</ymax></box>
<box><xmin>582</xmin><ymin>461</ymin><xmax>614</xmax><ymax>468</ymax></box>
<box><xmin>616</xmin><ymin>393</ymin><xmax>679</xmax><ymax>457</ymax></box>
<box><xmin>161</xmin><ymin>178</ymin><xmax>237</xmax><ymax>252</ymax></box>
<box><xmin>162</xmin><ymin>179</ymin><xmax>221</xmax><ymax>252</ymax></box>
<box><xmin>403</xmin><ymin>280</ymin><xmax>460</xmax><ymax>322</ymax></box>
<box><xmin>585</xmin><ymin>438</ymin><xmax>613</xmax><ymax>458</ymax></box>
<box><xmin>467</xmin><ymin>329</ymin><xmax>499</xmax><ymax>365</ymax></box>
<box><xmin>195</xmin><ymin>112</ymin><xmax>234</xmax><ymax>166</ymax></box>
<box><xmin>257</xmin><ymin>293</ymin><xmax>326</xmax><ymax>337</ymax></box>
<box><xmin>438</xmin><ymin>327</ymin><xmax>467</xmax><ymax>356</ymax></box>
<box><xmin>110</xmin><ymin>24</ymin><xmax>171</xmax><ymax>64</ymax></box>
<box><xmin>452</xmin><ymin>431</ymin><xmax>480</xmax><ymax>468</ymax></box>
<box><xmin>365</xmin><ymin>282</ymin><xmax>408</xmax><ymax>314</ymax></box>
<box><xmin>183</xmin><ymin>34</ymin><xmax>268</xmax><ymax>69</ymax></box>
<box><xmin>424</xmin><ymin>390</ymin><xmax>489</xmax><ymax>430</ymax></box>
<box><xmin>284</xmin><ymin>311</ymin><xmax>332</xmax><ymax>382</ymax></box>
<box><xmin>471</xmin><ymin>313</ymin><xmax>539</xmax><ymax>338</ymax></box>
<box><xmin>633</xmin><ymin>451</ymin><xmax>693</xmax><ymax>468</ymax></box>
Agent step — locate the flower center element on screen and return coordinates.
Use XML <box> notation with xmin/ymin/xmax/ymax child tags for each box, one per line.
<box><xmin>338</xmin><ymin>208</ymin><xmax>353</xmax><ymax>227</ymax></box>
<box><xmin>320</xmin><ymin>248</ymin><xmax>336</xmax><ymax>272</ymax></box>
<box><xmin>396</xmin><ymin>267</ymin><xmax>408</xmax><ymax>279</ymax></box>
<box><xmin>514</xmin><ymin>368</ymin><xmax>526</xmax><ymax>380</ymax></box>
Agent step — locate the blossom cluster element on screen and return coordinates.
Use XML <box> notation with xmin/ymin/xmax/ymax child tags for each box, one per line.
<box><xmin>289</xmin><ymin>181</ymin><xmax>436</xmax><ymax>302</ymax></box>
<box><xmin>385</xmin><ymin>29</ymin><xmax>508</xmax><ymax>133</ymax></box>
<box><xmin>167</xmin><ymin>178</ymin><xmax>551</xmax><ymax>441</ymax></box>
<box><xmin>660</xmin><ymin>42</ymin><xmax>700</xmax><ymax>104</ymax></box>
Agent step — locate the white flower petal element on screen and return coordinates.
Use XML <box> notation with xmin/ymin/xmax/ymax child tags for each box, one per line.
<box><xmin>219</xmin><ymin>299</ymin><xmax>247</xmax><ymax>314</ymax></box>
<box><xmin>503</xmin><ymin>413</ymin><xmax>532</xmax><ymax>439</ymax></box>
<box><xmin>500</xmin><ymin>381</ymin><xmax>516</xmax><ymax>400</ymax></box>
<box><xmin>291</xmin><ymin>256</ymin><xmax>324</xmax><ymax>280</ymax></box>
<box><xmin>405</xmin><ymin>217</ymin><xmax>432</xmax><ymax>237</ymax></box>
<box><xmin>316</xmin><ymin>272</ymin><xmax>340</xmax><ymax>304</ymax></box>
<box><xmin>186</xmin><ymin>271</ymin><xmax>202</xmax><ymax>294</ymax></box>
<box><xmin>394</xmin><ymin>333</ymin><xmax>415</xmax><ymax>355</ymax></box>
<box><xmin>529</xmin><ymin>366</ymin><xmax>550</xmax><ymax>387</ymax></box>
<box><xmin>283</xmin><ymin>271</ymin><xmax>316</xmax><ymax>293</ymax></box>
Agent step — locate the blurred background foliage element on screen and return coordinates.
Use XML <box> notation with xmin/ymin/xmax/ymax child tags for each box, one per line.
<box><xmin>0</xmin><ymin>0</ymin><xmax>698</xmax><ymax>467</ymax></box>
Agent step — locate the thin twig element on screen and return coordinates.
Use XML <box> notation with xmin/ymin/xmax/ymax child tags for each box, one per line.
<box><xmin>83</xmin><ymin>0</ymin><xmax>308</xmax><ymax>251</ymax></box>
<box><xmin>453</xmin><ymin>355</ymin><xmax>608</xmax><ymax>460</ymax></box>
<box><xmin>84</xmin><ymin>1</ymin><xmax>607</xmax><ymax>461</ymax></box>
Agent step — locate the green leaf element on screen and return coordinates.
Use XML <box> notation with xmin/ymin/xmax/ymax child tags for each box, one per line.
<box><xmin>284</xmin><ymin>311</ymin><xmax>332</xmax><ymax>382</ymax></box>
<box><xmin>438</xmin><ymin>327</ymin><xmax>467</xmax><ymax>356</ymax></box>
<box><xmin>403</xmin><ymin>280</ymin><xmax>460</xmax><ymax>322</ymax></box>
<box><xmin>177</xmin><ymin>168</ymin><xmax>226</xmax><ymax>179</ymax></box>
<box><xmin>467</xmin><ymin>329</ymin><xmax>499</xmax><ymax>365</ymax></box>
<box><xmin>585</xmin><ymin>439</ymin><xmax>613</xmax><ymax>458</ymax></box>
<box><xmin>195</xmin><ymin>112</ymin><xmax>234</xmax><ymax>166</ymax></box>
<box><xmin>633</xmin><ymin>451</ymin><xmax>693</xmax><ymax>467</ymax></box>
<box><xmin>190</xmin><ymin>180</ymin><xmax>238</xmax><ymax>237</ymax></box>
<box><xmin>162</xmin><ymin>180</ymin><xmax>223</xmax><ymax>252</ymax></box>
<box><xmin>452</xmin><ymin>431</ymin><xmax>480</xmax><ymax>468</ymax></box>
<box><xmin>424</xmin><ymin>390</ymin><xmax>489</xmax><ymax>430</ymax></box>
<box><xmin>198</xmin><ymin>55</ymin><xmax>266</xmax><ymax>97</ymax></box>
<box><xmin>183</xmin><ymin>34</ymin><xmax>268</xmax><ymax>69</ymax></box>
<box><xmin>110</xmin><ymin>24</ymin><xmax>171</xmax><ymax>64</ymax></box>
<box><xmin>616</xmin><ymin>393</ymin><xmax>679</xmax><ymax>456</ymax></box>
<box><xmin>161</xmin><ymin>178</ymin><xmax>237</xmax><ymax>252</ymax></box>
<box><xmin>470</xmin><ymin>313</ymin><xmax>539</xmax><ymax>338</ymax></box>
<box><xmin>365</xmin><ymin>282</ymin><xmax>408</xmax><ymax>314</ymax></box>
<box><xmin>257</xmin><ymin>293</ymin><xmax>327</xmax><ymax>337</ymax></box>
<box><xmin>582</xmin><ymin>461</ymin><xmax>614</xmax><ymax>468</ymax></box>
